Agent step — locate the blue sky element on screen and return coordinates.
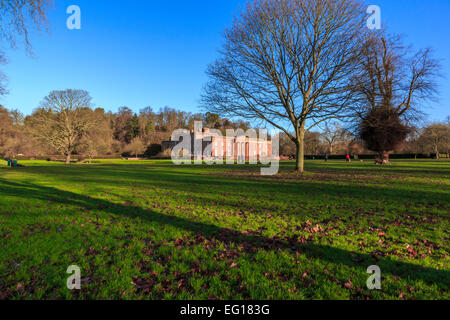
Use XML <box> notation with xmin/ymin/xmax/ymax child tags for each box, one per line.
<box><xmin>1</xmin><ymin>0</ymin><xmax>449</xmax><ymax>122</ymax></box>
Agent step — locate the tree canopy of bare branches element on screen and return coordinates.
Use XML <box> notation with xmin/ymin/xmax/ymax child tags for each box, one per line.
<box><xmin>0</xmin><ymin>105</ymin><xmax>13</xmax><ymax>147</ymax></box>
<box><xmin>202</xmin><ymin>0</ymin><xmax>367</xmax><ymax>173</ymax></box>
<box><xmin>350</xmin><ymin>33</ymin><xmax>441</xmax><ymax>162</ymax></box>
<box><xmin>0</xmin><ymin>0</ymin><xmax>52</xmax><ymax>49</ymax></box>
<box><xmin>0</xmin><ymin>0</ymin><xmax>53</xmax><ymax>95</ymax></box>
<box><xmin>125</xmin><ymin>137</ymin><xmax>146</xmax><ymax>158</ymax></box>
<box><xmin>27</xmin><ymin>89</ymin><xmax>95</xmax><ymax>164</ymax></box>
<box><xmin>321</xmin><ymin>121</ymin><xmax>345</xmax><ymax>154</ymax></box>
<box><xmin>420</xmin><ymin>123</ymin><xmax>450</xmax><ymax>159</ymax></box>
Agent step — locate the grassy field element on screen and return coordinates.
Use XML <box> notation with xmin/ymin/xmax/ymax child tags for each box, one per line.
<box><xmin>0</xmin><ymin>159</ymin><xmax>449</xmax><ymax>300</ymax></box>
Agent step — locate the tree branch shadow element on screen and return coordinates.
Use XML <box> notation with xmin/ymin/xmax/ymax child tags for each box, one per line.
<box><xmin>0</xmin><ymin>179</ymin><xmax>448</xmax><ymax>289</ymax></box>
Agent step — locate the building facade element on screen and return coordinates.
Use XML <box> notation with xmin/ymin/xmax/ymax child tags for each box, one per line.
<box><xmin>162</xmin><ymin>130</ymin><xmax>272</xmax><ymax>161</ymax></box>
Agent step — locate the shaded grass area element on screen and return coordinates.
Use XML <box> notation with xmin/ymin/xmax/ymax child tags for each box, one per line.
<box><xmin>0</xmin><ymin>159</ymin><xmax>449</xmax><ymax>300</ymax></box>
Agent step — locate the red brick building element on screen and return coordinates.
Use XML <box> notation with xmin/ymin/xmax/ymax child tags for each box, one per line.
<box><xmin>162</xmin><ymin>130</ymin><xmax>272</xmax><ymax>161</ymax></box>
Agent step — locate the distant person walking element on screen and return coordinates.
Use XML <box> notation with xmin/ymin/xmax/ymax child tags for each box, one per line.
<box><xmin>346</xmin><ymin>154</ymin><xmax>351</xmax><ymax>163</ymax></box>
<box><xmin>325</xmin><ymin>153</ymin><xmax>328</xmax><ymax>162</ymax></box>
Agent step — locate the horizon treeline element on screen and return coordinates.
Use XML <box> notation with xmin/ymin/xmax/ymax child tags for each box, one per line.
<box><xmin>0</xmin><ymin>104</ymin><xmax>254</xmax><ymax>159</ymax></box>
<box><xmin>1</xmin><ymin>102</ymin><xmax>449</xmax><ymax>161</ymax></box>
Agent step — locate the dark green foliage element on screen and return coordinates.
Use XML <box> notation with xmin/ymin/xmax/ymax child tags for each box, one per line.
<box><xmin>145</xmin><ymin>144</ymin><xmax>162</xmax><ymax>157</ymax></box>
<box><xmin>359</xmin><ymin>108</ymin><xmax>411</xmax><ymax>158</ymax></box>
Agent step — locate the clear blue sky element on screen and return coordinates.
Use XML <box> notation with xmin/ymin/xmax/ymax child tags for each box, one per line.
<box><xmin>1</xmin><ymin>0</ymin><xmax>449</xmax><ymax>122</ymax></box>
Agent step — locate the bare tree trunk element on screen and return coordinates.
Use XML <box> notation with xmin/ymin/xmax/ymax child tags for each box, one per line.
<box><xmin>296</xmin><ymin>128</ymin><xmax>305</xmax><ymax>174</ymax></box>
<box><xmin>435</xmin><ymin>143</ymin><xmax>440</xmax><ymax>160</ymax></box>
<box><xmin>65</xmin><ymin>153</ymin><xmax>71</xmax><ymax>165</ymax></box>
<box><xmin>379</xmin><ymin>151</ymin><xmax>390</xmax><ymax>164</ymax></box>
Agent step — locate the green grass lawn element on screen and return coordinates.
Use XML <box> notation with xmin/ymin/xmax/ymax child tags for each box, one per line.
<box><xmin>0</xmin><ymin>159</ymin><xmax>449</xmax><ymax>300</ymax></box>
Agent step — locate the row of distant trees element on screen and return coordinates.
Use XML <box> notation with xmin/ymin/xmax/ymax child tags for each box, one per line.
<box><xmin>278</xmin><ymin>120</ymin><xmax>450</xmax><ymax>159</ymax></box>
<box><xmin>1</xmin><ymin>96</ymin><xmax>447</xmax><ymax>163</ymax></box>
<box><xmin>0</xmin><ymin>94</ymin><xmax>251</xmax><ymax>164</ymax></box>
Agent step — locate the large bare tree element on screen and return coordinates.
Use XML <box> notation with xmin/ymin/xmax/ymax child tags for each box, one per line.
<box><xmin>125</xmin><ymin>137</ymin><xmax>146</xmax><ymax>158</ymax></box>
<box><xmin>420</xmin><ymin>123</ymin><xmax>450</xmax><ymax>160</ymax></box>
<box><xmin>321</xmin><ymin>121</ymin><xmax>345</xmax><ymax>155</ymax></box>
<box><xmin>27</xmin><ymin>89</ymin><xmax>95</xmax><ymax>164</ymax></box>
<box><xmin>351</xmin><ymin>33</ymin><xmax>441</xmax><ymax>162</ymax></box>
<box><xmin>202</xmin><ymin>0</ymin><xmax>367</xmax><ymax>173</ymax></box>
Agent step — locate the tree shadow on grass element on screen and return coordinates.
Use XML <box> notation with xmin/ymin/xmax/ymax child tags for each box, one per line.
<box><xmin>13</xmin><ymin>165</ymin><xmax>450</xmax><ymax>207</ymax></box>
<box><xmin>0</xmin><ymin>179</ymin><xmax>449</xmax><ymax>290</ymax></box>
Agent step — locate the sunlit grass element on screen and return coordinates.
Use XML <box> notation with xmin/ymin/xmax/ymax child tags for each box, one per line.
<box><xmin>0</xmin><ymin>159</ymin><xmax>449</xmax><ymax>300</ymax></box>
